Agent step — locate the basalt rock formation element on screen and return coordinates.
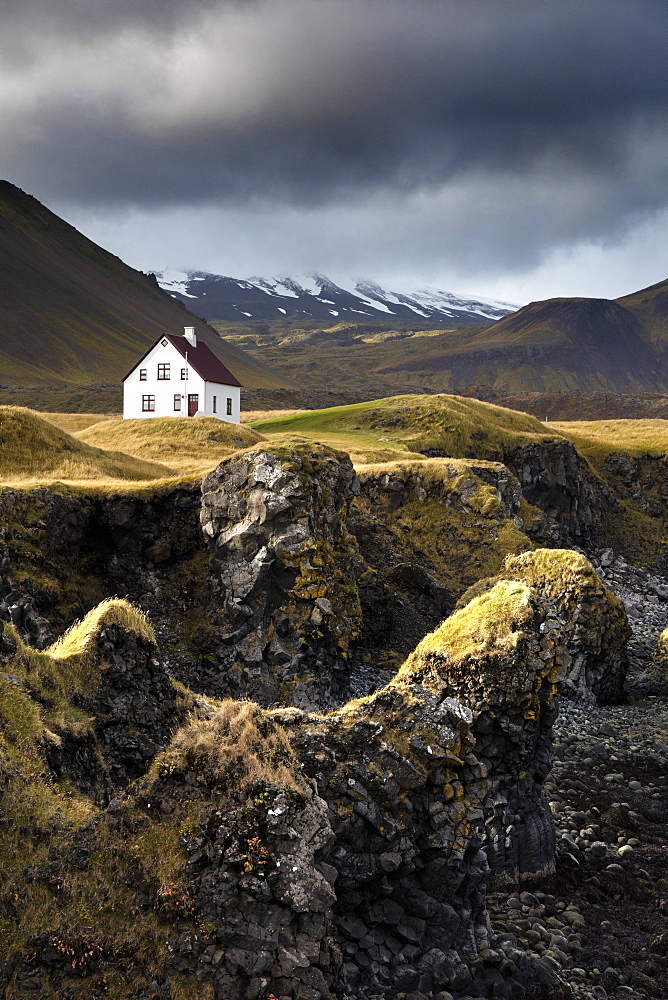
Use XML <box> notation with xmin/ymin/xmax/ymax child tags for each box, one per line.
<box><xmin>505</xmin><ymin>439</ymin><xmax>604</xmax><ymax>546</ymax></box>
<box><xmin>123</xmin><ymin>576</ymin><xmax>574</xmax><ymax>1000</ymax></box>
<box><xmin>0</xmin><ymin>542</ymin><xmax>630</xmax><ymax>998</ymax></box>
<box><xmin>118</xmin><ymin>552</ymin><xmax>624</xmax><ymax>998</ymax></box>
<box><xmin>200</xmin><ymin>447</ymin><xmax>365</xmax><ymax>708</ymax></box>
<box><xmin>2</xmin><ymin>600</ymin><xmax>193</xmax><ymax>803</ymax></box>
<box><xmin>459</xmin><ymin>549</ymin><xmax>629</xmax><ymax>705</ymax></box>
<box><xmin>350</xmin><ymin>458</ymin><xmax>532</xmax><ymax>663</ymax></box>
<box><xmin>0</xmin><ymin>530</ymin><xmax>53</xmax><ymax>649</ymax></box>
<box><xmin>198</xmin><ymin>447</ymin><xmax>537</xmax><ymax>703</ymax></box>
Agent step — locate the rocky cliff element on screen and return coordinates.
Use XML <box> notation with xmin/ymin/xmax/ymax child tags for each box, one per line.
<box><xmin>0</xmin><ymin>544</ymin><xmax>629</xmax><ymax>999</ymax></box>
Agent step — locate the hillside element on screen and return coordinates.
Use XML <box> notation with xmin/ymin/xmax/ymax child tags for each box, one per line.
<box><xmin>0</xmin><ymin>182</ymin><xmax>291</xmax><ymax>391</ymax></box>
<box><xmin>225</xmin><ymin>278</ymin><xmax>668</xmax><ymax>403</ymax></box>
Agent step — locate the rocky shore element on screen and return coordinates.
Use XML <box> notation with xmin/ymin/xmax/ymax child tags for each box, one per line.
<box><xmin>481</xmin><ymin>551</ymin><xmax>668</xmax><ymax>1000</ymax></box>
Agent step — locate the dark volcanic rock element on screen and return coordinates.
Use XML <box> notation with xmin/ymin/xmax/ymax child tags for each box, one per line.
<box><xmin>505</xmin><ymin>439</ymin><xmax>604</xmax><ymax>545</ymax></box>
<box><xmin>124</xmin><ymin>548</ymin><xmax>616</xmax><ymax>998</ymax></box>
<box><xmin>200</xmin><ymin>447</ymin><xmax>365</xmax><ymax>708</ymax></box>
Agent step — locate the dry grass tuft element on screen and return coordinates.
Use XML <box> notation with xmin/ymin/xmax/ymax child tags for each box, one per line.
<box><xmin>47</xmin><ymin>598</ymin><xmax>155</xmax><ymax>664</ymax></box>
<box><xmin>158</xmin><ymin>699</ymin><xmax>304</xmax><ymax>795</ymax></box>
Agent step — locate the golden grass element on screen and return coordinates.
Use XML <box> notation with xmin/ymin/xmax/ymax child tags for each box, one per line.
<box><xmin>47</xmin><ymin>598</ymin><xmax>155</xmax><ymax>662</ymax></box>
<box><xmin>240</xmin><ymin>408</ymin><xmax>308</xmax><ymax>423</ymax></box>
<box><xmin>503</xmin><ymin>548</ymin><xmax>598</xmax><ymax>590</ymax></box>
<box><xmin>251</xmin><ymin>393</ymin><xmax>555</xmax><ymax>467</ymax></box>
<box><xmin>157</xmin><ymin>699</ymin><xmax>304</xmax><ymax>795</ymax></box>
<box><xmin>555</xmin><ymin>419</ymin><xmax>668</xmax><ymax>460</ymax></box>
<box><xmin>77</xmin><ymin>415</ymin><xmax>265</xmax><ymax>475</ymax></box>
<box><xmin>39</xmin><ymin>412</ymin><xmax>113</xmax><ymax>433</ymax></box>
<box><xmin>0</xmin><ymin>406</ymin><xmax>174</xmax><ymax>484</ymax></box>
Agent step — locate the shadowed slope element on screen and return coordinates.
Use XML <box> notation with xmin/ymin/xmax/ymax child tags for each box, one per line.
<box><xmin>0</xmin><ymin>181</ymin><xmax>293</xmax><ymax>390</ymax></box>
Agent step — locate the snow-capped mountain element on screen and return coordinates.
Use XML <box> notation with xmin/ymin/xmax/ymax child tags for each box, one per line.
<box><xmin>153</xmin><ymin>270</ymin><xmax>517</xmax><ymax>325</ymax></box>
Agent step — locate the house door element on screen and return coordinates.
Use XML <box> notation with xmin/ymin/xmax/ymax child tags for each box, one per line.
<box><xmin>187</xmin><ymin>394</ymin><xmax>199</xmax><ymax>416</ymax></box>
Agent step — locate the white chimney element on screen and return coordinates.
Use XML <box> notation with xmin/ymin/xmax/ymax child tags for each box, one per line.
<box><xmin>183</xmin><ymin>326</ymin><xmax>197</xmax><ymax>348</ymax></box>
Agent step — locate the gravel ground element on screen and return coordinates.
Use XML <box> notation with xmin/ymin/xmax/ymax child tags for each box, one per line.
<box><xmin>485</xmin><ymin>550</ymin><xmax>668</xmax><ymax>1000</ymax></box>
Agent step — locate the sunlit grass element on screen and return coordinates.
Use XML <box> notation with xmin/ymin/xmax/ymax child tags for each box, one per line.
<box><xmin>77</xmin><ymin>415</ymin><xmax>265</xmax><ymax>475</ymax></box>
<box><xmin>0</xmin><ymin>406</ymin><xmax>173</xmax><ymax>484</ymax></box>
<box><xmin>556</xmin><ymin>419</ymin><xmax>668</xmax><ymax>460</ymax></box>
<box><xmin>39</xmin><ymin>412</ymin><xmax>113</xmax><ymax>434</ymax></box>
<box><xmin>240</xmin><ymin>408</ymin><xmax>308</xmax><ymax>423</ymax></box>
<box><xmin>251</xmin><ymin>393</ymin><xmax>555</xmax><ymax>467</ymax></box>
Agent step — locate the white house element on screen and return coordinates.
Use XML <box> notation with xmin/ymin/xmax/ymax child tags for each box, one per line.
<box><xmin>123</xmin><ymin>327</ymin><xmax>242</xmax><ymax>422</ymax></box>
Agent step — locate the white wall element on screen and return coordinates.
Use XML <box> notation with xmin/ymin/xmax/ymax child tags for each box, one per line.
<box><xmin>123</xmin><ymin>339</ymin><xmax>241</xmax><ymax>422</ymax></box>
<box><xmin>204</xmin><ymin>383</ymin><xmax>241</xmax><ymax>423</ymax></box>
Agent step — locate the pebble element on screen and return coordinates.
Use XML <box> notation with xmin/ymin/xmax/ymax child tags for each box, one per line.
<box><xmin>485</xmin><ymin>549</ymin><xmax>668</xmax><ymax>997</ymax></box>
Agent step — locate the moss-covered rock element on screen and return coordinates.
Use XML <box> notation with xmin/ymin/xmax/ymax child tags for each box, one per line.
<box><xmin>654</xmin><ymin>626</ymin><xmax>668</xmax><ymax>682</ymax></box>
<box><xmin>4</xmin><ymin>599</ymin><xmax>194</xmax><ymax>801</ymax></box>
<box><xmin>2</xmin><ymin>544</ymin><xmax>618</xmax><ymax>998</ymax></box>
<box><xmin>459</xmin><ymin>548</ymin><xmax>629</xmax><ymax>704</ymax></box>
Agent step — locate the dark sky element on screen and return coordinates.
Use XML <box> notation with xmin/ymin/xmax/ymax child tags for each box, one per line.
<box><xmin>1</xmin><ymin>0</ymin><xmax>667</xmax><ymax>302</ymax></box>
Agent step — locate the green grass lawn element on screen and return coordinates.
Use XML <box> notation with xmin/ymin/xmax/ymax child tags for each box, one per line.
<box><xmin>251</xmin><ymin>393</ymin><xmax>556</xmax><ymax>466</ymax></box>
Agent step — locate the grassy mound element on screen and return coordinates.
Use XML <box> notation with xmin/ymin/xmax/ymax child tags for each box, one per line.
<box><xmin>251</xmin><ymin>393</ymin><xmax>557</xmax><ymax>466</ymax></box>
<box><xmin>0</xmin><ymin>407</ymin><xmax>173</xmax><ymax>483</ymax></box>
<box><xmin>78</xmin><ymin>415</ymin><xmax>265</xmax><ymax>475</ymax></box>
<box><xmin>40</xmin><ymin>412</ymin><xmax>112</xmax><ymax>434</ymax></box>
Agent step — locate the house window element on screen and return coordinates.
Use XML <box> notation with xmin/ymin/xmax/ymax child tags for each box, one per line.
<box><xmin>212</xmin><ymin>395</ymin><xmax>217</xmax><ymax>413</ymax></box>
<box><xmin>181</xmin><ymin>368</ymin><xmax>188</xmax><ymax>380</ymax></box>
<box><xmin>174</xmin><ymin>394</ymin><xmax>181</xmax><ymax>411</ymax></box>
<box><xmin>157</xmin><ymin>363</ymin><xmax>170</xmax><ymax>380</ymax></box>
<box><xmin>142</xmin><ymin>395</ymin><xmax>155</xmax><ymax>412</ymax></box>
<box><xmin>226</xmin><ymin>397</ymin><xmax>232</xmax><ymax>416</ymax></box>
<box><xmin>139</xmin><ymin>368</ymin><xmax>147</xmax><ymax>381</ymax></box>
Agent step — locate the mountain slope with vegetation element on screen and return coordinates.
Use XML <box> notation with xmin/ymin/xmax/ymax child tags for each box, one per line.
<box><xmin>224</xmin><ymin>278</ymin><xmax>668</xmax><ymax>405</ymax></box>
<box><xmin>0</xmin><ymin>181</ymin><xmax>291</xmax><ymax>391</ymax></box>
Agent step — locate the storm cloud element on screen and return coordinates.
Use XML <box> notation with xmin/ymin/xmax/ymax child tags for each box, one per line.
<box><xmin>1</xmin><ymin>0</ymin><xmax>667</xmax><ymax>297</ymax></box>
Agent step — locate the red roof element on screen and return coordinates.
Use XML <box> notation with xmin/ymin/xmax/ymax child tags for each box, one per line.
<box><xmin>165</xmin><ymin>335</ymin><xmax>242</xmax><ymax>386</ymax></box>
<box><xmin>122</xmin><ymin>333</ymin><xmax>242</xmax><ymax>386</ymax></box>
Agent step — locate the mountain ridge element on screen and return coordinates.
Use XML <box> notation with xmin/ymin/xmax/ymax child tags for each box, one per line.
<box><xmin>153</xmin><ymin>268</ymin><xmax>517</xmax><ymax>325</ymax></box>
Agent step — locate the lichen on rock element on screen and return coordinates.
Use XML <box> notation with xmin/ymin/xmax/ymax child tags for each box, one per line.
<box><xmin>200</xmin><ymin>446</ymin><xmax>365</xmax><ymax>708</ymax></box>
